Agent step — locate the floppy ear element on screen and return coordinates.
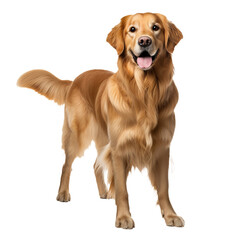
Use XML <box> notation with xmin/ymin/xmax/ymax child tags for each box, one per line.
<box><xmin>166</xmin><ymin>22</ymin><xmax>183</xmax><ymax>53</ymax></box>
<box><xmin>106</xmin><ymin>16</ymin><xmax>129</xmax><ymax>55</ymax></box>
<box><xmin>158</xmin><ymin>14</ymin><xmax>183</xmax><ymax>53</ymax></box>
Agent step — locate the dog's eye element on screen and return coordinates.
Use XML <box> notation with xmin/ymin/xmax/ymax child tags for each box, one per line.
<box><xmin>129</xmin><ymin>26</ymin><xmax>136</xmax><ymax>33</ymax></box>
<box><xmin>152</xmin><ymin>25</ymin><xmax>160</xmax><ymax>31</ymax></box>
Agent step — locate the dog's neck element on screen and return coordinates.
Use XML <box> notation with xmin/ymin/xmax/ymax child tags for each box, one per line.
<box><xmin>112</xmin><ymin>51</ymin><xmax>174</xmax><ymax>133</ymax></box>
<box><xmin>117</xmin><ymin>51</ymin><xmax>174</xmax><ymax>107</ymax></box>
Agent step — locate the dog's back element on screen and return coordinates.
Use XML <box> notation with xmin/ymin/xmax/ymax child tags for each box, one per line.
<box><xmin>67</xmin><ymin>70</ymin><xmax>113</xmax><ymax>110</ymax></box>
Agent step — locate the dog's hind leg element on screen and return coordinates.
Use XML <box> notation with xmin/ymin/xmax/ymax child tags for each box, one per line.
<box><xmin>57</xmin><ymin>108</ymin><xmax>92</xmax><ymax>202</ymax></box>
<box><xmin>93</xmin><ymin>134</ymin><xmax>110</xmax><ymax>199</ymax></box>
<box><xmin>57</xmin><ymin>147</ymin><xmax>76</xmax><ymax>202</ymax></box>
<box><xmin>94</xmin><ymin>146</ymin><xmax>115</xmax><ymax>199</ymax></box>
<box><xmin>94</xmin><ymin>161</ymin><xmax>108</xmax><ymax>199</ymax></box>
<box><xmin>106</xmin><ymin>166</ymin><xmax>115</xmax><ymax>199</ymax></box>
<box><xmin>56</xmin><ymin>114</ymin><xmax>79</xmax><ymax>202</ymax></box>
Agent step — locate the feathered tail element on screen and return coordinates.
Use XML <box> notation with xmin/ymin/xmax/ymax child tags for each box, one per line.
<box><xmin>17</xmin><ymin>70</ymin><xmax>72</xmax><ymax>105</ymax></box>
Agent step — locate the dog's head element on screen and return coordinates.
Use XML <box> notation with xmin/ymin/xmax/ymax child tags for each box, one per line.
<box><xmin>107</xmin><ymin>13</ymin><xmax>183</xmax><ymax>71</ymax></box>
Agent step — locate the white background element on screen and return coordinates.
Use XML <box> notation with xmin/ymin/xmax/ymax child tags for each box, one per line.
<box><xmin>0</xmin><ymin>0</ymin><xmax>240</xmax><ymax>239</ymax></box>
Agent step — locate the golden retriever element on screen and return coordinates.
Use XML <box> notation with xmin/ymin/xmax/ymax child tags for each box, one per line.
<box><xmin>17</xmin><ymin>12</ymin><xmax>183</xmax><ymax>229</ymax></box>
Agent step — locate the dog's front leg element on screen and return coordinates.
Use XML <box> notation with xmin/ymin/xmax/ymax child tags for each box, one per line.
<box><xmin>112</xmin><ymin>151</ymin><xmax>134</xmax><ymax>229</ymax></box>
<box><xmin>149</xmin><ymin>146</ymin><xmax>184</xmax><ymax>227</ymax></box>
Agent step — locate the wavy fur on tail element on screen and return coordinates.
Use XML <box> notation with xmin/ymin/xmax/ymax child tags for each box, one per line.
<box><xmin>17</xmin><ymin>70</ymin><xmax>72</xmax><ymax>105</ymax></box>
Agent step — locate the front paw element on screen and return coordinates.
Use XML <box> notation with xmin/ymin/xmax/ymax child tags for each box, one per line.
<box><xmin>56</xmin><ymin>191</ymin><xmax>71</xmax><ymax>202</ymax></box>
<box><xmin>164</xmin><ymin>215</ymin><xmax>185</xmax><ymax>227</ymax></box>
<box><xmin>115</xmin><ymin>215</ymin><xmax>135</xmax><ymax>229</ymax></box>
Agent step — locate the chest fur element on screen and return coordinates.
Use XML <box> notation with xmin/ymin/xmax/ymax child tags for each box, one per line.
<box><xmin>106</xmin><ymin>74</ymin><xmax>176</xmax><ymax>168</ymax></box>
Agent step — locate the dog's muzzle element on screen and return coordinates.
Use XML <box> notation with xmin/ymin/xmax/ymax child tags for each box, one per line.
<box><xmin>130</xmin><ymin>49</ymin><xmax>159</xmax><ymax>70</ymax></box>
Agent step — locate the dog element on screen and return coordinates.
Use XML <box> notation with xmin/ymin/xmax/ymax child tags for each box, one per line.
<box><xmin>17</xmin><ymin>12</ymin><xmax>183</xmax><ymax>229</ymax></box>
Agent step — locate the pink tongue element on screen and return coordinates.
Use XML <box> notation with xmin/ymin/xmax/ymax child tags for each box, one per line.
<box><xmin>137</xmin><ymin>57</ymin><xmax>152</xmax><ymax>69</ymax></box>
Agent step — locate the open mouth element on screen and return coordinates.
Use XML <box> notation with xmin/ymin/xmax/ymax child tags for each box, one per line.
<box><xmin>130</xmin><ymin>49</ymin><xmax>159</xmax><ymax>70</ymax></box>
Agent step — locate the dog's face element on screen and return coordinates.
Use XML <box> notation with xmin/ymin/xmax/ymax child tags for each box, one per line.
<box><xmin>125</xmin><ymin>13</ymin><xmax>165</xmax><ymax>71</ymax></box>
<box><xmin>107</xmin><ymin>13</ymin><xmax>183</xmax><ymax>71</ymax></box>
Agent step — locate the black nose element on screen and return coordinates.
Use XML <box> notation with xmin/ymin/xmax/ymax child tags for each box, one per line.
<box><xmin>138</xmin><ymin>36</ymin><xmax>152</xmax><ymax>47</ymax></box>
